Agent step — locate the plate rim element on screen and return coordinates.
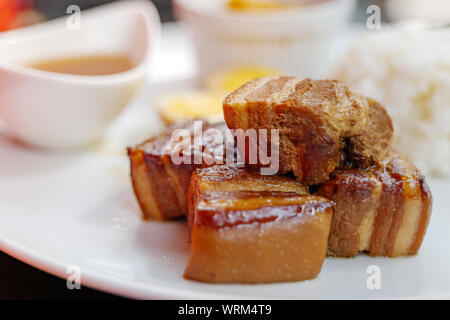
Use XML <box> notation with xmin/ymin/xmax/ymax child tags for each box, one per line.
<box><xmin>1</xmin><ymin>231</ymin><xmax>450</xmax><ymax>300</ymax></box>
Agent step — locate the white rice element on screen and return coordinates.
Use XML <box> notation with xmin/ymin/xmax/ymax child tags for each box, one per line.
<box><xmin>332</xmin><ymin>27</ymin><xmax>450</xmax><ymax>177</ymax></box>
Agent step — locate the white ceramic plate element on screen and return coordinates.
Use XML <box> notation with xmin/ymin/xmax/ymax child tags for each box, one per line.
<box><xmin>1</xmin><ymin>79</ymin><xmax>450</xmax><ymax>300</ymax></box>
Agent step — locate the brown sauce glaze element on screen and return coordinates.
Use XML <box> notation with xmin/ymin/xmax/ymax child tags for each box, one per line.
<box><xmin>196</xmin><ymin>199</ymin><xmax>333</xmax><ymax>229</ymax></box>
<box><xmin>189</xmin><ymin>164</ymin><xmax>332</xmax><ymax>231</ymax></box>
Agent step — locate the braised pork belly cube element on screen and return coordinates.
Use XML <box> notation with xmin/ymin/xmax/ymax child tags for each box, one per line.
<box><xmin>127</xmin><ymin>120</ymin><xmax>230</xmax><ymax>220</ymax></box>
<box><xmin>184</xmin><ymin>164</ymin><xmax>333</xmax><ymax>283</ymax></box>
<box><xmin>223</xmin><ymin>76</ymin><xmax>393</xmax><ymax>185</ymax></box>
<box><xmin>316</xmin><ymin>152</ymin><xmax>432</xmax><ymax>257</ymax></box>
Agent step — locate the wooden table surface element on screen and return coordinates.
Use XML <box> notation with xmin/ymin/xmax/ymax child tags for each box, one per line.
<box><xmin>0</xmin><ymin>251</ymin><xmax>121</xmax><ymax>299</ymax></box>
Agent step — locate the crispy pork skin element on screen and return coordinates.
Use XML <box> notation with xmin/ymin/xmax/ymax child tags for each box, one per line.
<box><xmin>223</xmin><ymin>76</ymin><xmax>393</xmax><ymax>185</ymax></box>
<box><xmin>127</xmin><ymin>120</ymin><xmax>229</xmax><ymax>220</ymax></box>
<box><xmin>184</xmin><ymin>165</ymin><xmax>333</xmax><ymax>283</ymax></box>
<box><xmin>316</xmin><ymin>152</ymin><xmax>432</xmax><ymax>257</ymax></box>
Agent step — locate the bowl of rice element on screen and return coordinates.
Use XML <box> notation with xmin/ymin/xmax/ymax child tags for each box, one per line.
<box><xmin>332</xmin><ymin>27</ymin><xmax>450</xmax><ymax>177</ymax></box>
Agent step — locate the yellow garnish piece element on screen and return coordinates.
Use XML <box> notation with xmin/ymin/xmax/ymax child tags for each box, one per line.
<box><xmin>228</xmin><ymin>0</ymin><xmax>294</xmax><ymax>10</ymax></box>
<box><xmin>156</xmin><ymin>67</ymin><xmax>281</xmax><ymax>125</ymax></box>
<box><xmin>155</xmin><ymin>90</ymin><xmax>226</xmax><ymax>125</ymax></box>
<box><xmin>206</xmin><ymin>66</ymin><xmax>280</xmax><ymax>92</ymax></box>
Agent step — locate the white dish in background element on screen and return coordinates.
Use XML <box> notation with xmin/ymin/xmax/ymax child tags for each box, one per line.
<box><xmin>386</xmin><ymin>0</ymin><xmax>450</xmax><ymax>22</ymax></box>
<box><xmin>0</xmin><ymin>80</ymin><xmax>450</xmax><ymax>300</ymax></box>
<box><xmin>173</xmin><ymin>0</ymin><xmax>356</xmax><ymax>79</ymax></box>
<box><xmin>0</xmin><ymin>0</ymin><xmax>160</xmax><ymax>149</ymax></box>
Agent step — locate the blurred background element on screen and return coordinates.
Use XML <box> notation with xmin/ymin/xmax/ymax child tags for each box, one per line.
<box><xmin>1</xmin><ymin>0</ymin><xmax>449</xmax><ymax>29</ymax></box>
<box><xmin>3</xmin><ymin>0</ymin><xmax>444</xmax><ymax>30</ymax></box>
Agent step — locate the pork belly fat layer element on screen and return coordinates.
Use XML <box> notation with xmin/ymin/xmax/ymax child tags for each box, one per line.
<box><xmin>128</xmin><ymin>148</ymin><xmax>190</xmax><ymax>220</ymax></box>
<box><xmin>185</xmin><ymin>164</ymin><xmax>333</xmax><ymax>283</ymax></box>
<box><xmin>223</xmin><ymin>76</ymin><xmax>393</xmax><ymax>185</ymax></box>
<box><xmin>127</xmin><ymin>120</ymin><xmax>229</xmax><ymax>220</ymax></box>
<box><xmin>316</xmin><ymin>153</ymin><xmax>432</xmax><ymax>257</ymax></box>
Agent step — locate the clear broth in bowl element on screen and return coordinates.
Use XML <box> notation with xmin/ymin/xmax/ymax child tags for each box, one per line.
<box><xmin>29</xmin><ymin>55</ymin><xmax>135</xmax><ymax>76</ymax></box>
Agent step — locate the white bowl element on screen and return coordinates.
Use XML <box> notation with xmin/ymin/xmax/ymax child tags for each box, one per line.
<box><xmin>386</xmin><ymin>0</ymin><xmax>450</xmax><ymax>22</ymax></box>
<box><xmin>173</xmin><ymin>0</ymin><xmax>356</xmax><ymax>79</ymax></box>
<box><xmin>0</xmin><ymin>0</ymin><xmax>161</xmax><ymax>149</ymax></box>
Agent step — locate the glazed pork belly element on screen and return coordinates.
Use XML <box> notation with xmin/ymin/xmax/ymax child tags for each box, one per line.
<box><xmin>316</xmin><ymin>152</ymin><xmax>432</xmax><ymax>257</ymax></box>
<box><xmin>184</xmin><ymin>164</ymin><xmax>333</xmax><ymax>283</ymax></box>
<box><xmin>127</xmin><ymin>120</ymin><xmax>230</xmax><ymax>220</ymax></box>
<box><xmin>223</xmin><ymin>76</ymin><xmax>393</xmax><ymax>185</ymax></box>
